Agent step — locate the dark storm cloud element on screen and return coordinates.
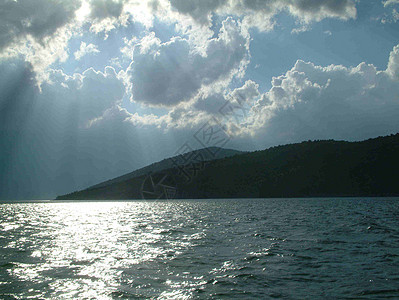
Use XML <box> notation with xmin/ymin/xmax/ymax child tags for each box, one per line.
<box><xmin>126</xmin><ymin>17</ymin><xmax>249</xmax><ymax>107</ymax></box>
<box><xmin>0</xmin><ymin>0</ymin><xmax>81</xmax><ymax>52</ymax></box>
<box><xmin>165</xmin><ymin>0</ymin><xmax>356</xmax><ymax>27</ymax></box>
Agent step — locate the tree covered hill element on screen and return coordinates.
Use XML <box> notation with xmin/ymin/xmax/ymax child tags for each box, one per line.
<box><xmin>56</xmin><ymin>134</ymin><xmax>399</xmax><ymax>200</ymax></box>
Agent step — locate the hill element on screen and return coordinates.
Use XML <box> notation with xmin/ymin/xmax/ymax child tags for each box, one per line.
<box><xmin>57</xmin><ymin>147</ymin><xmax>243</xmax><ymax>199</ymax></box>
<box><xmin>56</xmin><ymin>134</ymin><xmax>399</xmax><ymax>200</ymax></box>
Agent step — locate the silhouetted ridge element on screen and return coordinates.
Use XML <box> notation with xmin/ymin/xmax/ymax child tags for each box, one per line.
<box><xmin>59</xmin><ymin>147</ymin><xmax>243</xmax><ymax>198</ymax></box>
<box><xmin>56</xmin><ymin>134</ymin><xmax>399</xmax><ymax>200</ymax></box>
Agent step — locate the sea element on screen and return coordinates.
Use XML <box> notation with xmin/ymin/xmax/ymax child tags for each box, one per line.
<box><xmin>0</xmin><ymin>198</ymin><xmax>398</xmax><ymax>299</ymax></box>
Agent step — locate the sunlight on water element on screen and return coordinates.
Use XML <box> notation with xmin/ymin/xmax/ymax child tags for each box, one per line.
<box><xmin>0</xmin><ymin>199</ymin><xmax>399</xmax><ymax>299</ymax></box>
<box><xmin>0</xmin><ymin>202</ymin><xmax>206</xmax><ymax>299</ymax></box>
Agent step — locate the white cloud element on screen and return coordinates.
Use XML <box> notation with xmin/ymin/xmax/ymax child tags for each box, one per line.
<box><xmin>43</xmin><ymin>66</ymin><xmax>125</xmax><ymax>126</ymax></box>
<box><xmin>120</xmin><ymin>36</ymin><xmax>138</xmax><ymax>59</ymax></box>
<box><xmin>0</xmin><ymin>0</ymin><xmax>359</xmax><ymax>82</ymax></box>
<box><xmin>74</xmin><ymin>42</ymin><xmax>100</xmax><ymax>60</ymax></box>
<box><xmin>383</xmin><ymin>0</ymin><xmax>399</xmax><ymax>6</ymax></box>
<box><xmin>77</xmin><ymin>0</ymin><xmax>128</xmax><ymax>34</ymax></box>
<box><xmin>120</xmin><ymin>79</ymin><xmax>261</xmax><ymax>133</ymax></box>
<box><xmin>125</xmin><ymin>43</ymin><xmax>399</xmax><ymax>146</ymax></box>
<box><xmin>387</xmin><ymin>44</ymin><xmax>399</xmax><ymax>79</ymax></box>
<box><xmin>380</xmin><ymin>0</ymin><xmax>399</xmax><ymax>23</ymax></box>
<box><xmin>0</xmin><ymin>0</ymin><xmax>82</xmax><ymax>80</ymax></box>
<box><xmin>245</xmin><ymin>44</ymin><xmax>399</xmax><ymax>145</ymax></box>
<box><xmin>126</xmin><ymin>17</ymin><xmax>250</xmax><ymax>107</ymax></box>
<box><xmin>394</xmin><ymin>8</ymin><xmax>399</xmax><ymax>21</ymax></box>
<box><xmin>0</xmin><ymin>0</ymin><xmax>127</xmax><ymax>75</ymax></box>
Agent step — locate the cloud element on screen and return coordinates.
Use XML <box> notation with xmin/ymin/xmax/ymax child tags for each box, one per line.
<box><xmin>42</xmin><ymin>66</ymin><xmax>125</xmax><ymax>126</ymax></box>
<box><xmin>121</xmin><ymin>78</ymin><xmax>261</xmax><ymax>134</ymax></box>
<box><xmin>0</xmin><ymin>0</ymin><xmax>81</xmax><ymax>53</ymax></box>
<box><xmin>168</xmin><ymin>0</ymin><xmax>226</xmax><ymax>25</ymax></box>
<box><xmin>165</xmin><ymin>0</ymin><xmax>357</xmax><ymax>31</ymax></box>
<box><xmin>380</xmin><ymin>0</ymin><xmax>399</xmax><ymax>23</ymax></box>
<box><xmin>127</xmin><ymin>43</ymin><xmax>399</xmax><ymax>147</ymax></box>
<box><xmin>393</xmin><ymin>8</ymin><xmax>399</xmax><ymax>22</ymax></box>
<box><xmin>0</xmin><ymin>0</ymin><xmax>127</xmax><ymax>74</ymax></box>
<box><xmin>87</xmin><ymin>0</ymin><xmax>132</xmax><ymax>34</ymax></box>
<box><xmin>0</xmin><ymin>59</ymin><xmax>135</xmax><ymax>199</ymax></box>
<box><xmin>0</xmin><ymin>0</ymin><xmax>83</xmax><ymax>82</ymax></box>
<box><xmin>0</xmin><ymin>0</ymin><xmax>359</xmax><ymax>80</ymax></box>
<box><xmin>126</xmin><ymin>17</ymin><xmax>249</xmax><ymax>107</ymax></box>
<box><xmin>74</xmin><ymin>42</ymin><xmax>100</xmax><ymax>60</ymax></box>
<box><xmin>284</xmin><ymin>0</ymin><xmax>357</xmax><ymax>21</ymax></box>
<box><xmin>246</xmin><ymin>44</ymin><xmax>399</xmax><ymax>145</ymax></box>
<box><xmin>387</xmin><ymin>45</ymin><xmax>399</xmax><ymax>79</ymax></box>
<box><xmin>383</xmin><ymin>0</ymin><xmax>399</xmax><ymax>6</ymax></box>
<box><xmin>191</xmin><ymin>80</ymin><xmax>259</xmax><ymax>119</ymax></box>
<box><xmin>89</xmin><ymin>0</ymin><xmax>124</xmax><ymax>20</ymax></box>
<box><xmin>120</xmin><ymin>36</ymin><xmax>138</xmax><ymax>59</ymax></box>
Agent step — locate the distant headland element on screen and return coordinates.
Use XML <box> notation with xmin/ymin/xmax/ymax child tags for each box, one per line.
<box><xmin>56</xmin><ymin>133</ymin><xmax>399</xmax><ymax>200</ymax></box>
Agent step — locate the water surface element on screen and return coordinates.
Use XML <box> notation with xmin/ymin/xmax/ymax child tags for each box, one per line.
<box><xmin>1</xmin><ymin>198</ymin><xmax>399</xmax><ymax>299</ymax></box>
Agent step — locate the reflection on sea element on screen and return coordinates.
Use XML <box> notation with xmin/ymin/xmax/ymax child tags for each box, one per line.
<box><xmin>1</xmin><ymin>198</ymin><xmax>399</xmax><ymax>299</ymax></box>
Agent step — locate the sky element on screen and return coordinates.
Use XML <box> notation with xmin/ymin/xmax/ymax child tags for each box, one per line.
<box><xmin>1</xmin><ymin>0</ymin><xmax>399</xmax><ymax>200</ymax></box>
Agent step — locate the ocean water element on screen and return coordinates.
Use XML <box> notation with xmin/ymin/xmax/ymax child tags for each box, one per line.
<box><xmin>0</xmin><ymin>198</ymin><xmax>398</xmax><ymax>299</ymax></box>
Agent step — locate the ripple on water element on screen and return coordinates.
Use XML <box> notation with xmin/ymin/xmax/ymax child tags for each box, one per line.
<box><xmin>0</xmin><ymin>198</ymin><xmax>398</xmax><ymax>299</ymax></box>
